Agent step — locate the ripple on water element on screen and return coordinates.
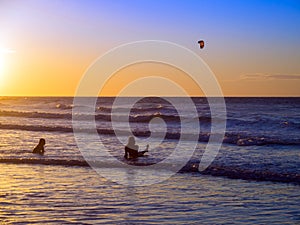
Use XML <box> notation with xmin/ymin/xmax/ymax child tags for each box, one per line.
<box><xmin>0</xmin><ymin>164</ymin><xmax>299</xmax><ymax>224</ymax></box>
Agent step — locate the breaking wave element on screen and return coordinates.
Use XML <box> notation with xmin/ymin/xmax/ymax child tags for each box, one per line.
<box><xmin>0</xmin><ymin>158</ymin><xmax>298</xmax><ymax>185</ymax></box>
<box><xmin>0</xmin><ymin>123</ymin><xmax>299</xmax><ymax>146</ymax></box>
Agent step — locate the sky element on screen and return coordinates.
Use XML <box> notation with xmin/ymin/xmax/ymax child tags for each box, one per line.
<box><xmin>0</xmin><ymin>0</ymin><xmax>300</xmax><ymax>96</ymax></box>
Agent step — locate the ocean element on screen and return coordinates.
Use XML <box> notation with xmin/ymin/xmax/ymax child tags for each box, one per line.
<box><xmin>0</xmin><ymin>97</ymin><xmax>299</xmax><ymax>224</ymax></box>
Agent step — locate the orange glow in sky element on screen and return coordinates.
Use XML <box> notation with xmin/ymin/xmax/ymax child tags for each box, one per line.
<box><xmin>0</xmin><ymin>1</ymin><xmax>299</xmax><ymax>96</ymax></box>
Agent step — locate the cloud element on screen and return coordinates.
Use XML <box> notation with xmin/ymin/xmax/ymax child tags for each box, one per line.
<box><xmin>240</xmin><ymin>73</ymin><xmax>300</xmax><ymax>80</ymax></box>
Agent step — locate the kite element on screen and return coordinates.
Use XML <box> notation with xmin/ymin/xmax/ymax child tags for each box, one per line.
<box><xmin>198</xmin><ymin>40</ymin><xmax>205</xmax><ymax>49</ymax></box>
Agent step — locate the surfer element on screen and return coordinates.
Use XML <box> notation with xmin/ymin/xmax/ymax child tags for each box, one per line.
<box><xmin>33</xmin><ymin>138</ymin><xmax>45</xmax><ymax>155</ymax></box>
<box><xmin>124</xmin><ymin>136</ymin><xmax>149</xmax><ymax>159</ymax></box>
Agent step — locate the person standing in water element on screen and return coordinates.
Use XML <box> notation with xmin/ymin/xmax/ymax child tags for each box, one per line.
<box><xmin>33</xmin><ymin>138</ymin><xmax>46</xmax><ymax>155</ymax></box>
<box><xmin>124</xmin><ymin>136</ymin><xmax>149</xmax><ymax>159</ymax></box>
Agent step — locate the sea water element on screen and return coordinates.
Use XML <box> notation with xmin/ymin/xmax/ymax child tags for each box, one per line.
<box><xmin>0</xmin><ymin>97</ymin><xmax>299</xmax><ymax>224</ymax></box>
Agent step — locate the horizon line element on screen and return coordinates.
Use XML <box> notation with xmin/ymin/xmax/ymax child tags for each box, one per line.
<box><xmin>0</xmin><ymin>95</ymin><xmax>300</xmax><ymax>98</ymax></box>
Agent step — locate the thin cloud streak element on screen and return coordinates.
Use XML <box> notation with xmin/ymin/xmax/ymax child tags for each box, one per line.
<box><xmin>240</xmin><ymin>73</ymin><xmax>300</xmax><ymax>80</ymax></box>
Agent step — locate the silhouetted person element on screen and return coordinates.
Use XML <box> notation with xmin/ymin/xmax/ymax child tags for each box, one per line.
<box><xmin>124</xmin><ymin>136</ymin><xmax>149</xmax><ymax>159</ymax></box>
<box><xmin>33</xmin><ymin>138</ymin><xmax>45</xmax><ymax>155</ymax></box>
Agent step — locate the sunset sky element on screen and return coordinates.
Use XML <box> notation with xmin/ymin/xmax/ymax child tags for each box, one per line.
<box><xmin>0</xmin><ymin>0</ymin><xmax>300</xmax><ymax>96</ymax></box>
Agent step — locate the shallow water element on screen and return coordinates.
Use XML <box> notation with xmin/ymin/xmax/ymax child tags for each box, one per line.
<box><xmin>0</xmin><ymin>164</ymin><xmax>299</xmax><ymax>224</ymax></box>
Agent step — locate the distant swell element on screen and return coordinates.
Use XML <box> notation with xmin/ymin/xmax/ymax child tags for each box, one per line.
<box><xmin>0</xmin><ymin>158</ymin><xmax>299</xmax><ymax>185</ymax></box>
<box><xmin>0</xmin><ymin>110</ymin><xmax>211</xmax><ymax>123</ymax></box>
<box><xmin>0</xmin><ymin>110</ymin><xmax>72</xmax><ymax>119</ymax></box>
<box><xmin>97</xmin><ymin>104</ymin><xmax>165</xmax><ymax>113</ymax></box>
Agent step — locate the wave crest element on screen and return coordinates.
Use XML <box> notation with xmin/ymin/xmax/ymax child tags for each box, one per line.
<box><xmin>0</xmin><ymin>158</ymin><xmax>298</xmax><ymax>185</ymax></box>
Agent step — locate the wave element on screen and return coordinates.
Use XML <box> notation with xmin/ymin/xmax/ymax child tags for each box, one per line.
<box><xmin>56</xmin><ymin>103</ymin><xmax>74</xmax><ymax>110</ymax></box>
<box><xmin>0</xmin><ymin>110</ymin><xmax>112</xmax><ymax>121</ymax></box>
<box><xmin>227</xmin><ymin>117</ymin><xmax>300</xmax><ymax>129</ymax></box>
<box><xmin>0</xmin><ymin>110</ymin><xmax>72</xmax><ymax>119</ymax></box>
<box><xmin>0</xmin><ymin>158</ymin><xmax>89</xmax><ymax>167</ymax></box>
<box><xmin>96</xmin><ymin>113</ymin><xmax>211</xmax><ymax>123</ymax></box>
<box><xmin>0</xmin><ymin>123</ymin><xmax>74</xmax><ymax>132</ymax></box>
<box><xmin>223</xmin><ymin>133</ymin><xmax>300</xmax><ymax>146</ymax></box>
<box><xmin>0</xmin><ymin>158</ymin><xmax>298</xmax><ymax>185</ymax></box>
<box><xmin>97</xmin><ymin>104</ymin><xmax>165</xmax><ymax>113</ymax></box>
<box><xmin>2</xmin><ymin>110</ymin><xmax>299</xmax><ymax>132</ymax></box>
<box><xmin>0</xmin><ymin>109</ymin><xmax>211</xmax><ymax>124</ymax></box>
<box><xmin>201</xmin><ymin>163</ymin><xmax>300</xmax><ymax>185</ymax></box>
<box><xmin>1</xmin><ymin>123</ymin><xmax>299</xmax><ymax>146</ymax></box>
<box><xmin>3</xmin><ymin>108</ymin><xmax>299</xmax><ymax>134</ymax></box>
